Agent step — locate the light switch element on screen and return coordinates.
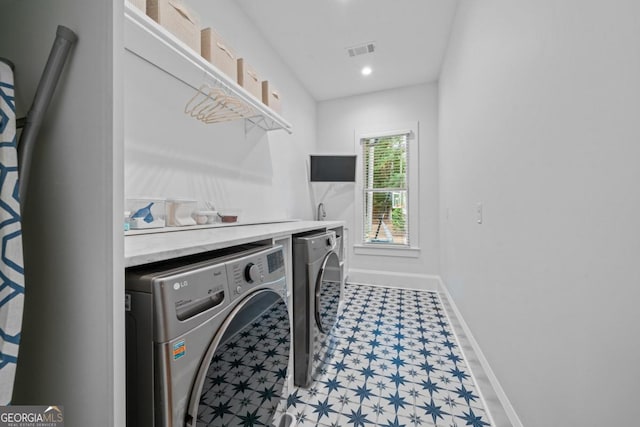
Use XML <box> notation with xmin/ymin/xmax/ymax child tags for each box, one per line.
<box><xmin>476</xmin><ymin>202</ymin><xmax>483</xmax><ymax>224</ymax></box>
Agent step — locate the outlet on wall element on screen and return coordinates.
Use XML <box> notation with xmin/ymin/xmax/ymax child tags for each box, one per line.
<box><xmin>476</xmin><ymin>202</ymin><xmax>483</xmax><ymax>224</ymax></box>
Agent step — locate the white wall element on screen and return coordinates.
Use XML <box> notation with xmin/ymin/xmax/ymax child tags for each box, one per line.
<box><xmin>317</xmin><ymin>83</ymin><xmax>440</xmax><ymax>288</ymax></box>
<box><xmin>124</xmin><ymin>0</ymin><xmax>317</xmax><ymax>222</ymax></box>
<box><xmin>0</xmin><ymin>0</ymin><xmax>124</xmax><ymax>425</ymax></box>
<box><xmin>439</xmin><ymin>1</ymin><xmax>640</xmax><ymax>425</ymax></box>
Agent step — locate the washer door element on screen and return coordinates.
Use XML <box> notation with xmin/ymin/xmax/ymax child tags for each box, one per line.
<box><xmin>314</xmin><ymin>251</ymin><xmax>341</xmax><ymax>334</ymax></box>
<box><xmin>186</xmin><ymin>289</ymin><xmax>290</xmax><ymax>427</ymax></box>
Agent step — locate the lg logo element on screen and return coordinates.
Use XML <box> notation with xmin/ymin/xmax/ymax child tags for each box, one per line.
<box><xmin>173</xmin><ymin>281</ymin><xmax>188</xmax><ymax>290</ymax></box>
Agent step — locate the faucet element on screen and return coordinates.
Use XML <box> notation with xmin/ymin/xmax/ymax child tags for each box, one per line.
<box><xmin>317</xmin><ymin>203</ymin><xmax>326</xmax><ymax>221</ymax></box>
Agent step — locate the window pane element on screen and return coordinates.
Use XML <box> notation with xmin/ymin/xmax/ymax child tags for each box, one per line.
<box><xmin>362</xmin><ymin>132</ymin><xmax>409</xmax><ymax>246</ymax></box>
<box><xmin>363</xmin><ymin>136</ymin><xmax>407</xmax><ymax>190</ymax></box>
<box><xmin>363</xmin><ymin>190</ymin><xmax>408</xmax><ymax>245</ymax></box>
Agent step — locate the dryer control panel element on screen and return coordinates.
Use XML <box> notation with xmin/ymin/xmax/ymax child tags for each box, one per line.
<box><xmin>227</xmin><ymin>245</ymin><xmax>286</xmax><ymax>299</ymax></box>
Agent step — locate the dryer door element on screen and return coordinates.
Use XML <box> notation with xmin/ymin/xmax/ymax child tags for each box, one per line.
<box><xmin>314</xmin><ymin>251</ymin><xmax>341</xmax><ymax>334</ymax></box>
<box><xmin>185</xmin><ymin>289</ymin><xmax>290</xmax><ymax>427</ymax></box>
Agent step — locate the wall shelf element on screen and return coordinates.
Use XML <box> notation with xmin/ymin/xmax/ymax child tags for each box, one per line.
<box><xmin>124</xmin><ymin>2</ymin><xmax>293</xmax><ymax>134</ymax></box>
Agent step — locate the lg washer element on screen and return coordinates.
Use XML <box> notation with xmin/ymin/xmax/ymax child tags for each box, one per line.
<box><xmin>125</xmin><ymin>244</ymin><xmax>290</xmax><ymax>426</ymax></box>
<box><xmin>292</xmin><ymin>230</ymin><xmax>342</xmax><ymax>388</ymax></box>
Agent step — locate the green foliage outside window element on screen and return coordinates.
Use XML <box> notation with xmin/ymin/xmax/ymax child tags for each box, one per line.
<box><xmin>391</xmin><ymin>207</ymin><xmax>406</xmax><ymax>231</ymax></box>
<box><xmin>363</xmin><ymin>135</ymin><xmax>408</xmax><ymax>244</ymax></box>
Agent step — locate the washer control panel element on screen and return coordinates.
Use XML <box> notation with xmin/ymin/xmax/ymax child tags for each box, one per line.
<box><xmin>227</xmin><ymin>245</ymin><xmax>285</xmax><ymax>299</ymax></box>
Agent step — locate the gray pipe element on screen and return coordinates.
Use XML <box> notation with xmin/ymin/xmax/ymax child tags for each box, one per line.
<box><xmin>18</xmin><ymin>25</ymin><xmax>77</xmax><ymax>207</ymax></box>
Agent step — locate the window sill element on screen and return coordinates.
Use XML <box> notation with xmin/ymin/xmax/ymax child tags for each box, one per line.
<box><xmin>353</xmin><ymin>244</ymin><xmax>421</xmax><ymax>258</ymax></box>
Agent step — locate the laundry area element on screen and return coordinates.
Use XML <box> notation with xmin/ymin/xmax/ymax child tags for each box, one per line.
<box><xmin>1</xmin><ymin>1</ymin><xmax>640</xmax><ymax>427</ymax></box>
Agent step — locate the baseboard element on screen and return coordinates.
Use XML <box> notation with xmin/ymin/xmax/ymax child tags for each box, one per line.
<box><xmin>437</xmin><ymin>278</ymin><xmax>524</xmax><ymax>427</ymax></box>
<box><xmin>347</xmin><ymin>268</ymin><xmax>440</xmax><ymax>291</ymax></box>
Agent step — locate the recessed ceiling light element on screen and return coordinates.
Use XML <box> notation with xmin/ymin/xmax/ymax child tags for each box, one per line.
<box><xmin>361</xmin><ymin>66</ymin><xmax>372</xmax><ymax>76</ymax></box>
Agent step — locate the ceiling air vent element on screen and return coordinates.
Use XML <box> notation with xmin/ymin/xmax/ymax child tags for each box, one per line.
<box><xmin>347</xmin><ymin>42</ymin><xmax>376</xmax><ymax>58</ymax></box>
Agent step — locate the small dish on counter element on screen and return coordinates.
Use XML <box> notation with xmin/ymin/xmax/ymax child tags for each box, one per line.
<box><xmin>217</xmin><ymin>208</ymin><xmax>241</xmax><ymax>223</ymax></box>
<box><xmin>192</xmin><ymin>210</ymin><xmax>218</xmax><ymax>225</ymax></box>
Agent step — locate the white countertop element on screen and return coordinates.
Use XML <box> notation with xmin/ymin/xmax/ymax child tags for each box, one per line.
<box><xmin>124</xmin><ymin>220</ymin><xmax>344</xmax><ymax>267</ymax></box>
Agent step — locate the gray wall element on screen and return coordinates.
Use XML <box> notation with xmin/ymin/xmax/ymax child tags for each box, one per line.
<box><xmin>0</xmin><ymin>0</ymin><xmax>124</xmax><ymax>425</ymax></box>
<box><xmin>439</xmin><ymin>1</ymin><xmax>640</xmax><ymax>425</ymax></box>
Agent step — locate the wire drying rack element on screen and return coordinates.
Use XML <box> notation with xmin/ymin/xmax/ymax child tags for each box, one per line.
<box><xmin>184</xmin><ymin>84</ymin><xmax>256</xmax><ymax>125</ymax></box>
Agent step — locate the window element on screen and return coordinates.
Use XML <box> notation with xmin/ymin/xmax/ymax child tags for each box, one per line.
<box><xmin>361</xmin><ymin>132</ymin><xmax>410</xmax><ymax>246</ymax></box>
<box><xmin>354</xmin><ymin>123</ymin><xmax>419</xmax><ymax>257</ymax></box>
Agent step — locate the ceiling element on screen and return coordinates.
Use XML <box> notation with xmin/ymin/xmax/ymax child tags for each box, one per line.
<box><xmin>236</xmin><ymin>0</ymin><xmax>459</xmax><ymax>101</ymax></box>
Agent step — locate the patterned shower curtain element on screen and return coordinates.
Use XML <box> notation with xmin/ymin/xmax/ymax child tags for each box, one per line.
<box><xmin>0</xmin><ymin>60</ymin><xmax>25</xmax><ymax>405</ymax></box>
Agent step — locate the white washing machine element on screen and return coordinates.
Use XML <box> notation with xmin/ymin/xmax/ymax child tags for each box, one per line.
<box><xmin>125</xmin><ymin>244</ymin><xmax>291</xmax><ymax>426</ymax></box>
<box><xmin>292</xmin><ymin>230</ymin><xmax>342</xmax><ymax>388</ymax></box>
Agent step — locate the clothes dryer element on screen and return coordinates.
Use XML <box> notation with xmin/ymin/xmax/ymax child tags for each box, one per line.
<box><xmin>125</xmin><ymin>244</ymin><xmax>290</xmax><ymax>426</ymax></box>
<box><xmin>292</xmin><ymin>230</ymin><xmax>342</xmax><ymax>387</ymax></box>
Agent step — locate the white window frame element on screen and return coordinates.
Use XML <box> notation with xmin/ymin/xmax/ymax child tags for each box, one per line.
<box><xmin>354</xmin><ymin>122</ymin><xmax>420</xmax><ymax>258</ymax></box>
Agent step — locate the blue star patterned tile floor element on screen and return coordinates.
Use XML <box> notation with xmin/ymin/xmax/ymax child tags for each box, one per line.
<box><xmin>196</xmin><ymin>282</ymin><xmax>493</xmax><ymax>426</ymax></box>
<box><xmin>283</xmin><ymin>283</ymin><xmax>493</xmax><ymax>427</ymax></box>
